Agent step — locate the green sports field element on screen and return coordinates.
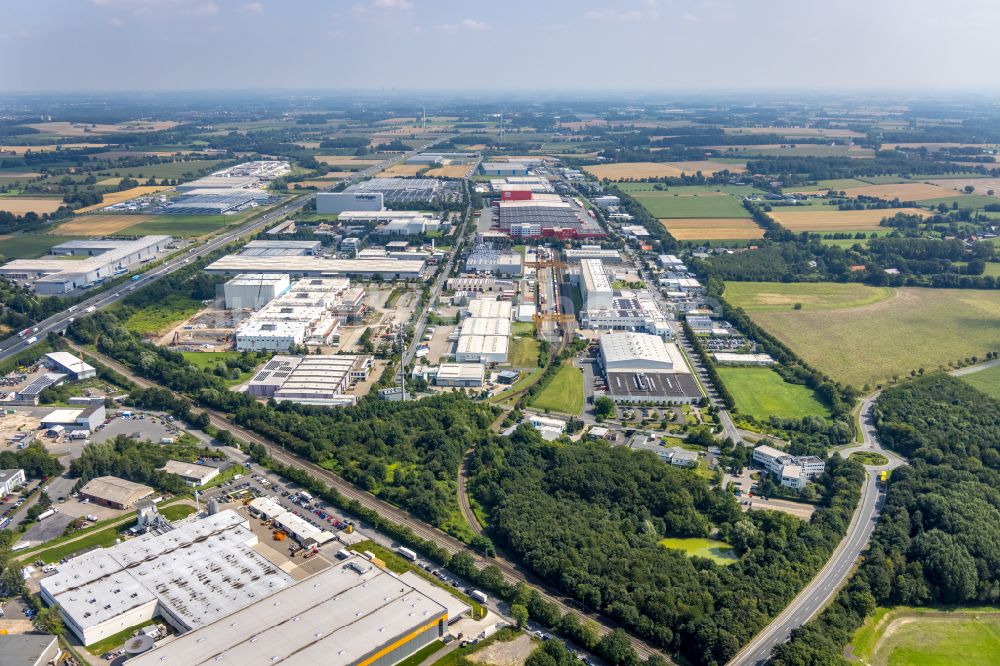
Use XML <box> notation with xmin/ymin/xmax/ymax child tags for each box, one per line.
<box><xmin>716</xmin><ymin>366</ymin><xmax>830</xmax><ymax>420</ymax></box>
<box><xmin>725</xmin><ymin>282</ymin><xmax>1000</xmax><ymax>387</ymax></box>
<box><xmin>851</xmin><ymin>607</ymin><xmax>1000</xmax><ymax>666</ymax></box>
<box><xmin>629</xmin><ymin>191</ymin><xmax>748</xmax><ymax>218</ymax></box>
<box><xmin>960</xmin><ymin>363</ymin><xmax>1000</xmax><ymax>400</ymax></box>
<box><xmin>528</xmin><ymin>363</ymin><xmax>584</xmax><ymax>415</ymax></box>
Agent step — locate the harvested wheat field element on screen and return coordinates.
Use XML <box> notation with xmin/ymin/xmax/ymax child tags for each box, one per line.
<box><xmin>25</xmin><ymin>120</ymin><xmax>178</xmax><ymax>136</ymax></box>
<box><xmin>661</xmin><ymin>218</ymin><xmax>764</xmax><ymax>240</ymax></box>
<box><xmin>54</xmin><ymin>214</ymin><xmax>156</xmax><ymax>235</ymax></box>
<box><xmin>74</xmin><ymin>186</ymin><xmax>172</xmax><ymax>214</ymax></box>
<box><xmin>584</xmin><ymin>161</ymin><xmax>744</xmax><ymax>181</ymax></box>
<box><xmin>769</xmin><ymin>207</ymin><xmax>930</xmax><ymax>232</ymax></box>
<box><xmin>287</xmin><ymin>180</ymin><xmax>340</xmax><ymax>189</ymax></box>
<box><xmin>839</xmin><ymin>183</ymin><xmax>955</xmax><ymax>201</ymax></box>
<box><xmin>0</xmin><ymin>198</ymin><xmax>65</xmax><ymax>214</ymax></box>
<box><xmin>294</xmin><ymin>141</ymin><xmax>322</xmax><ymax>149</ymax></box>
<box><xmin>315</xmin><ymin>155</ymin><xmax>382</xmax><ymax>167</ymax></box>
<box><xmin>0</xmin><ymin>143</ymin><xmax>108</xmax><ymax>155</ymax></box>
<box><xmin>425</xmin><ymin>164</ymin><xmax>472</xmax><ymax>178</ymax></box>
<box><xmin>927</xmin><ymin>177</ymin><xmax>1000</xmax><ymax>194</ymax></box>
<box><xmin>379</xmin><ymin>163</ymin><xmax>424</xmax><ymax>177</ymax></box>
<box><xmin>881</xmin><ymin>142</ymin><xmax>1000</xmax><ymax>151</ymax></box>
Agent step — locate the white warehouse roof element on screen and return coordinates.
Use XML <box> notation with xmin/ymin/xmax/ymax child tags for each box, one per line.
<box><xmin>599</xmin><ymin>332</ymin><xmax>681</xmax><ymax>373</ymax></box>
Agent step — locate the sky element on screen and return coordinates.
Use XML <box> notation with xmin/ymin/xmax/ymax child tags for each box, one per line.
<box><xmin>3</xmin><ymin>0</ymin><xmax>1000</xmax><ymax>93</ymax></box>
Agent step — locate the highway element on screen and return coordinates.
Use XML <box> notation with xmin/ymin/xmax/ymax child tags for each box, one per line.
<box><xmin>0</xmin><ymin>138</ymin><xmax>447</xmax><ymax>364</ymax></box>
<box><xmin>727</xmin><ymin>393</ymin><xmax>905</xmax><ymax>666</ymax></box>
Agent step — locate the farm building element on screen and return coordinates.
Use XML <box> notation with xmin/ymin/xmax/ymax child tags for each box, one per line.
<box><xmin>127</xmin><ymin>554</ymin><xmax>451</xmax><ymax>666</ymax></box>
<box><xmin>78</xmin><ymin>476</ymin><xmax>153</xmax><ymax>510</ymax></box>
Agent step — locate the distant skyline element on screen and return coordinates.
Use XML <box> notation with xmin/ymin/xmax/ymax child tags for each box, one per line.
<box><xmin>3</xmin><ymin>0</ymin><xmax>1000</xmax><ymax>93</ymax></box>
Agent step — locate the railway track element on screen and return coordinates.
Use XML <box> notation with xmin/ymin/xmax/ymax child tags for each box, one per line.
<box><xmin>65</xmin><ymin>340</ymin><xmax>669</xmax><ymax>662</ymax></box>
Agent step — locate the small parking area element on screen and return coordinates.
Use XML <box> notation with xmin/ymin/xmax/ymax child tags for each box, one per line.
<box><xmin>91</xmin><ymin>412</ymin><xmax>181</xmax><ymax>444</ymax></box>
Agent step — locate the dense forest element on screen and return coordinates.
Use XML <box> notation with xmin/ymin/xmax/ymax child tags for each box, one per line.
<box><xmin>470</xmin><ymin>425</ymin><xmax>864</xmax><ymax>665</ymax></box>
<box><xmin>772</xmin><ymin>374</ymin><xmax>1000</xmax><ymax>664</ymax></box>
<box><xmin>0</xmin><ymin>442</ymin><xmax>64</xmax><ymax>480</ymax></box>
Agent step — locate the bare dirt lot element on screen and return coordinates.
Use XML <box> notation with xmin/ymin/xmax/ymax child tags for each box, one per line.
<box><xmin>54</xmin><ymin>214</ymin><xmax>156</xmax><ymax>235</ymax></box>
<box><xmin>0</xmin><ymin>198</ymin><xmax>65</xmax><ymax>214</ymax></box>
<box><xmin>661</xmin><ymin>218</ymin><xmax>764</xmax><ymax>240</ymax></box>
<box><xmin>468</xmin><ymin>633</ymin><xmax>537</xmax><ymax>666</ymax></box>
<box><xmin>769</xmin><ymin>207</ymin><xmax>930</xmax><ymax>231</ymax></box>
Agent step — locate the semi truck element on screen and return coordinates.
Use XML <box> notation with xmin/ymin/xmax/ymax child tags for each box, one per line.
<box><xmin>397</xmin><ymin>547</ymin><xmax>418</xmax><ymax>562</ymax></box>
<box><xmin>37</xmin><ymin>508</ymin><xmax>57</xmax><ymax>521</ymax></box>
<box><xmin>471</xmin><ymin>590</ymin><xmax>488</xmax><ymax>604</ymax></box>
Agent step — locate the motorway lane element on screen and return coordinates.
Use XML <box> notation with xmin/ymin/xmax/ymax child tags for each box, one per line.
<box><xmin>0</xmin><ymin>138</ymin><xmax>449</xmax><ymax>363</ymax></box>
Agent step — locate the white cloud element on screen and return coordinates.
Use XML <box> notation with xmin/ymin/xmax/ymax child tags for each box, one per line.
<box><xmin>239</xmin><ymin>2</ymin><xmax>264</xmax><ymax>15</ymax></box>
<box><xmin>584</xmin><ymin>8</ymin><xmax>642</xmax><ymax>23</ymax></box>
<box><xmin>374</xmin><ymin>0</ymin><xmax>412</xmax><ymax>8</ymax></box>
<box><xmin>435</xmin><ymin>18</ymin><xmax>490</xmax><ymax>32</ymax></box>
<box><xmin>192</xmin><ymin>2</ymin><xmax>218</xmax><ymax>16</ymax></box>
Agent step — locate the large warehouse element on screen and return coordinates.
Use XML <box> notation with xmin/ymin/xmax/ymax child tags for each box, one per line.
<box><xmin>465</xmin><ymin>246</ymin><xmax>524</xmax><ymax>277</ymax></box>
<box><xmin>245</xmin><ymin>354</ymin><xmax>374</xmax><ymax>406</ymax></box>
<box><xmin>223</xmin><ymin>273</ymin><xmax>292</xmax><ymax>309</ymax></box>
<box><xmin>128</xmin><ymin>554</ymin><xmax>449</xmax><ymax>666</ymax></box>
<box><xmin>598</xmin><ymin>332</ymin><xmax>701</xmax><ymax>404</ymax></box>
<box><xmin>241</xmin><ymin>239</ymin><xmax>322</xmax><ymax>256</ymax></box>
<box><xmin>580</xmin><ymin>259</ymin><xmax>613</xmax><ymax>310</ymax></box>
<box><xmin>41</xmin><ymin>510</ymin><xmax>293</xmax><ymax>646</ymax></box>
<box><xmin>206</xmin><ymin>255</ymin><xmax>424</xmax><ymax>280</ymax></box>
<box><xmin>316</xmin><ymin>191</ymin><xmax>385</xmax><ymax>214</ymax></box>
<box><xmin>456</xmin><ymin>335</ymin><xmax>508</xmax><ymax>363</ymax></box>
<box><xmin>0</xmin><ymin>236</ymin><xmax>172</xmax><ymax>294</ymax></box>
<box><xmin>347</xmin><ymin>177</ymin><xmax>461</xmax><ymax>205</ymax></box>
<box><xmin>77</xmin><ymin>476</ymin><xmax>153</xmax><ymax>509</ymax></box>
<box><xmin>44</xmin><ymin>352</ymin><xmax>96</xmax><ymax>380</ymax></box>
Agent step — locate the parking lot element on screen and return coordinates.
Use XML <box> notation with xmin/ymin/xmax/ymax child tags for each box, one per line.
<box><xmin>91</xmin><ymin>412</ymin><xmax>181</xmax><ymax>445</ymax></box>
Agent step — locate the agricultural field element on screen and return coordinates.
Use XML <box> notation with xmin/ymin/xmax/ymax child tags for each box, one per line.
<box><xmin>839</xmin><ymin>182</ymin><xmax>956</xmax><ymax>201</ymax></box>
<box><xmin>379</xmin><ymin>163</ymin><xmax>424</xmax><ymax>177</ymax></box>
<box><xmin>90</xmin><ymin>159</ymin><xmax>227</xmax><ymax>180</ymax></box>
<box><xmin>725</xmin><ymin>282</ymin><xmax>1000</xmax><ymax>387</ymax></box>
<box><xmin>659</xmin><ymin>537</ymin><xmax>738</xmax><ymax>565</ymax></box>
<box><xmin>315</xmin><ymin>155</ymin><xmax>382</xmax><ymax>167</ymax></box>
<box><xmin>917</xmin><ymin>194</ymin><xmax>1000</xmax><ymax>209</ymax></box>
<box><xmin>716</xmin><ymin>366</ymin><xmax>830</xmax><ymax>420</ymax></box>
<box><xmin>712</xmin><ymin>144</ymin><xmax>874</xmax><ymax>158</ymax></box>
<box><xmin>122</xmin><ymin>213</ymin><xmax>248</xmax><ymax>237</ymax></box>
<box><xmin>617</xmin><ymin>183</ymin><xmax>761</xmax><ymax>196</ymax></box>
<box><xmin>23</xmin><ymin>120</ymin><xmax>179</xmax><ymax>136</ymax></box>
<box><xmin>784</xmin><ymin>178</ymin><xmax>872</xmax><ymax>193</ymax></box>
<box><xmin>583</xmin><ymin>160</ymin><xmax>744</xmax><ymax>181</ymax></box>
<box><xmin>768</xmin><ymin>207</ymin><xmax>930</xmax><ymax>232</ymax></box>
<box><xmin>851</xmin><ymin>607</ymin><xmax>1000</xmax><ymax>666</ymax></box>
<box><xmin>721</xmin><ymin>127</ymin><xmax>864</xmax><ymax>138</ymax></box>
<box><xmin>527</xmin><ymin>364</ymin><xmax>584</xmax><ymax>415</ymax></box>
<box><xmin>53</xmin><ymin>214</ymin><xmax>157</xmax><ymax>235</ymax></box>
<box><xmin>74</xmin><ymin>185</ymin><xmax>172</xmax><ymax>214</ymax></box>
<box><xmin>661</xmin><ymin>218</ymin><xmax>764</xmax><ymax>241</ymax></box>
<box><xmin>425</xmin><ymin>164</ymin><xmax>472</xmax><ymax>178</ymax></box>
<box><xmin>0</xmin><ymin>234</ymin><xmax>84</xmax><ymax>259</ymax></box>
<box><xmin>0</xmin><ymin>197</ymin><xmax>65</xmax><ymax>214</ymax></box>
<box><xmin>926</xmin><ymin>177</ymin><xmax>1000</xmax><ymax>193</ymax></box>
<box><xmin>959</xmin><ymin>363</ymin><xmax>1000</xmax><ymax>400</ymax></box>
<box><xmin>631</xmin><ymin>191</ymin><xmax>748</xmax><ymax>218</ymax></box>
<box><xmin>0</xmin><ymin>143</ymin><xmax>108</xmax><ymax>154</ymax></box>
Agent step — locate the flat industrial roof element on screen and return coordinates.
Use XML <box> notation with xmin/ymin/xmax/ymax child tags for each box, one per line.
<box><xmin>466</xmin><ymin>299</ymin><xmax>512</xmax><ymax>320</ymax></box>
<box><xmin>605</xmin><ymin>371</ymin><xmax>701</xmax><ymax>400</ymax></box>
<box><xmin>128</xmin><ymin>555</ymin><xmax>449</xmax><ymax>666</ymax></box>
<box><xmin>206</xmin><ymin>255</ymin><xmax>424</xmax><ymax>276</ymax></box>
<box><xmin>161</xmin><ymin>460</ymin><xmax>219</xmax><ymax>482</ymax></box>
<box><xmin>436</xmin><ymin>363</ymin><xmax>486</xmax><ymax>381</ymax></box>
<box><xmin>46</xmin><ymin>351</ymin><xmax>95</xmax><ymax>375</ymax></box>
<box><xmin>456</xmin><ymin>335</ymin><xmax>508</xmax><ymax>356</ymax></box>
<box><xmin>41</xmin><ymin>511</ymin><xmax>293</xmax><ymax>634</ymax></box>
<box><xmin>460</xmin><ymin>317</ymin><xmax>511</xmax><ymax>337</ymax></box>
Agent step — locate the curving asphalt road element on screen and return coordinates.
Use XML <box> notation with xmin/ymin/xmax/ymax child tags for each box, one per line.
<box><xmin>728</xmin><ymin>393</ymin><xmax>904</xmax><ymax>666</ymax></box>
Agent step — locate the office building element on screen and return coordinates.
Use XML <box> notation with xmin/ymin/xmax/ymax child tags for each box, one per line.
<box><xmin>0</xmin><ymin>468</ymin><xmax>26</xmax><ymax>495</ymax></box>
<box><xmin>41</xmin><ymin>511</ymin><xmax>293</xmax><ymax>646</ymax></box>
<box><xmin>44</xmin><ymin>351</ymin><xmax>96</xmax><ymax>380</ymax></box>
<box><xmin>752</xmin><ymin>445</ymin><xmax>826</xmax><ymax>490</ymax></box>
<box><xmin>128</xmin><ymin>554</ymin><xmax>450</xmax><ymax>666</ymax></box>
<box><xmin>0</xmin><ymin>236</ymin><xmax>171</xmax><ymax>294</ymax></box>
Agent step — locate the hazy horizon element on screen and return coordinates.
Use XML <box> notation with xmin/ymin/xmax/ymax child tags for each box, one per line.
<box><xmin>4</xmin><ymin>0</ymin><xmax>1000</xmax><ymax>93</ymax></box>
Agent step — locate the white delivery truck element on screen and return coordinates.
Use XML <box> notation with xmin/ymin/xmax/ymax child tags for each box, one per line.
<box><xmin>396</xmin><ymin>547</ymin><xmax>418</xmax><ymax>562</ymax></box>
